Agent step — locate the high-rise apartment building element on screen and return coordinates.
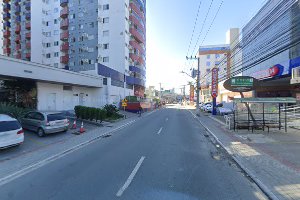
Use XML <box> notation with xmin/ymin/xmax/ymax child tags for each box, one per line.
<box><xmin>1</xmin><ymin>0</ymin><xmax>146</xmax><ymax>100</ymax></box>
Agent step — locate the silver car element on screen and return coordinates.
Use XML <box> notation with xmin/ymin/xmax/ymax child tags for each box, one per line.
<box><xmin>21</xmin><ymin>111</ymin><xmax>69</xmax><ymax>137</ymax></box>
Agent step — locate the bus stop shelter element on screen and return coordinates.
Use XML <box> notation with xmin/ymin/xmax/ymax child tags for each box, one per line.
<box><xmin>233</xmin><ymin>97</ymin><xmax>297</xmax><ymax>132</ymax></box>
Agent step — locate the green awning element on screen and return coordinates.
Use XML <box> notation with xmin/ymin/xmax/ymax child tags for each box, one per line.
<box><xmin>234</xmin><ymin>97</ymin><xmax>297</xmax><ymax>103</ymax></box>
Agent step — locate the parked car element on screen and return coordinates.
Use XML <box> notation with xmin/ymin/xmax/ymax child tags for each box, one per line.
<box><xmin>0</xmin><ymin>114</ymin><xmax>24</xmax><ymax>148</ymax></box>
<box><xmin>217</xmin><ymin>107</ymin><xmax>234</xmax><ymax>115</ymax></box>
<box><xmin>202</xmin><ymin>103</ymin><xmax>212</xmax><ymax>112</ymax></box>
<box><xmin>21</xmin><ymin>111</ymin><xmax>69</xmax><ymax>137</ymax></box>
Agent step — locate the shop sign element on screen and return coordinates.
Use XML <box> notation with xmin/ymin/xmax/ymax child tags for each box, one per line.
<box><xmin>253</xmin><ymin>64</ymin><xmax>283</xmax><ymax>79</ymax></box>
<box><xmin>190</xmin><ymin>85</ymin><xmax>195</xmax><ymax>101</ymax></box>
<box><xmin>211</xmin><ymin>68</ymin><xmax>218</xmax><ymax>98</ymax></box>
<box><xmin>223</xmin><ymin>76</ymin><xmax>259</xmax><ymax>92</ymax></box>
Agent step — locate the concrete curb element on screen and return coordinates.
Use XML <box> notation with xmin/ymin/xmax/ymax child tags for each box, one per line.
<box><xmin>189</xmin><ymin>110</ymin><xmax>279</xmax><ymax>200</ymax></box>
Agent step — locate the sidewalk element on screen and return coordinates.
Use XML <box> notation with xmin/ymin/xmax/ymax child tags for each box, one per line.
<box><xmin>191</xmin><ymin>110</ymin><xmax>300</xmax><ymax>200</ymax></box>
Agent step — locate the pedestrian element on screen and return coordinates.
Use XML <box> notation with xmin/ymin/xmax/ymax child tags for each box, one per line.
<box><xmin>138</xmin><ymin>105</ymin><xmax>143</xmax><ymax>117</ymax></box>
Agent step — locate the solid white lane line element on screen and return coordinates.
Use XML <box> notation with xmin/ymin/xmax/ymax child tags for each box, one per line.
<box><xmin>116</xmin><ymin>156</ymin><xmax>145</xmax><ymax>197</ymax></box>
<box><xmin>157</xmin><ymin>127</ymin><xmax>163</xmax><ymax>135</ymax></box>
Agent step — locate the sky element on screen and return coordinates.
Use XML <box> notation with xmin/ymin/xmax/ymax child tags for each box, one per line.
<box><xmin>146</xmin><ymin>0</ymin><xmax>267</xmax><ymax>92</ymax></box>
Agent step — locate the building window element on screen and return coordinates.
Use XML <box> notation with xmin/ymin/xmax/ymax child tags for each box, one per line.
<box><xmin>54</xmin><ymin>41</ymin><xmax>59</xmax><ymax>46</ymax></box>
<box><xmin>103</xmin><ymin>30</ymin><xmax>109</xmax><ymax>37</ymax></box>
<box><xmin>53</xmin><ymin>30</ymin><xmax>59</xmax><ymax>35</ymax></box>
<box><xmin>54</xmin><ymin>19</ymin><xmax>58</xmax><ymax>24</ymax></box>
<box><xmin>103</xmin><ymin>17</ymin><xmax>109</xmax><ymax>23</ymax></box>
<box><xmin>103</xmin><ymin>43</ymin><xmax>109</xmax><ymax>49</ymax></box>
<box><xmin>103</xmin><ymin>57</ymin><xmax>109</xmax><ymax>62</ymax></box>
<box><xmin>103</xmin><ymin>4</ymin><xmax>109</xmax><ymax>10</ymax></box>
<box><xmin>206</xmin><ymin>61</ymin><xmax>210</xmax><ymax>67</ymax></box>
<box><xmin>103</xmin><ymin>78</ymin><xmax>107</xmax><ymax>85</ymax></box>
<box><xmin>54</xmin><ymin>52</ymin><xmax>59</xmax><ymax>57</ymax></box>
<box><xmin>215</xmin><ymin>54</ymin><xmax>220</xmax><ymax>59</ymax></box>
<box><xmin>206</xmin><ymin>55</ymin><xmax>210</xmax><ymax>59</ymax></box>
<box><xmin>54</xmin><ymin>63</ymin><xmax>59</xmax><ymax>68</ymax></box>
<box><xmin>46</xmin><ymin>53</ymin><xmax>51</xmax><ymax>58</ymax></box>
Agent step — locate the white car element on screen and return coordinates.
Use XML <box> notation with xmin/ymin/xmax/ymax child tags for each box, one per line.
<box><xmin>0</xmin><ymin>114</ymin><xmax>24</xmax><ymax>148</ymax></box>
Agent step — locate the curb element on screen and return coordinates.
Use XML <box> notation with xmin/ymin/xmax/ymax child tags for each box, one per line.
<box><xmin>189</xmin><ymin>110</ymin><xmax>279</xmax><ymax>200</ymax></box>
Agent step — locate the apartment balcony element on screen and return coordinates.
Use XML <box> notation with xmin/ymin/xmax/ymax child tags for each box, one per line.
<box><xmin>60</xmin><ymin>19</ymin><xmax>69</xmax><ymax>30</ymax></box>
<box><xmin>60</xmin><ymin>42</ymin><xmax>69</xmax><ymax>52</ymax></box>
<box><xmin>16</xmin><ymin>53</ymin><xmax>21</xmax><ymax>59</ymax></box>
<box><xmin>129</xmin><ymin>15</ymin><xmax>144</xmax><ymax>32</ymax></box>
<box><xmin>130</xmin><ymin>27</ymin><xmax>145</xmax><ymax>44</ymax></box>
<box><xmin>4</xmin><ymin>48</ymin><xmax>11</xmax><ymax>55</ymax></box>
<box><xmin>60</xmin><ymin>7</ymin><xmax>68</xmax><ymax>18</ymax></box>
<box><xmin>15</xmin><ymin>5</ymin><xmax>21</xmax><ymax>15</ymax></box>
<box><xmin>129</xmin><ymin>40</ymin><xmax>145</xmax><ymax>55</ymax></box>
<box><xmin>26</xmin><ymin>42</ymin><xmax>31</xmax><ymax>49</ymax></box>
<box><xmin>3</xmin><ymin>39</ymin><xmax>10</xmax><ymax>47</ymax></box>
<box><xmin>25</xmin><ymin>53</ymin><xmax>31</xmax><ymax>60</ymax></box>
<box><xmin>15</xmin><ymin>0</ymin><xmax>21</xmax><ymax>6</ymax></box>
<box><xmin>26</xmin><ymin>22</ymin><xmax>31</xmax><ymax>30</ymax></box>
<box><xmin>60</xmin><ymin>0</ymin><xmax>68</xmax><ymax>7</ymax></box>
<box><xmin>4</xmin><ymin>30</ymin><xmax>11</xmax><ymax>38</ymax></box>
<box><xmin>15</xmin><ymin>24</ymin><xmax>21</xmax><ymax>34</ymax></box>
<box><xmin>60</xmin><ymin>55</ymin><xmax>69</xmax><ymax>64</ymax></box>
<box><xmin>4</xmin><ymin>21</ymin><xmax>11</xmax><ymax>29</ymax></box>
<box><xmin>15</xmin><ymin>35</ymin><xmax>21</xmax><ymax>44</ymax></box>
<box><xmin>129</xmin><ymin>53</ymin><xmax>139</xmax><ymax>63</ymax></box>
<box><xmin>16</xmin><ymin>44</ymin><xmax>21</xmax><ymax>51</ymax></box>
<box><xmin>25</xmin><ymin>12</ymin><xmax>31</xmax><ymax>20</ymax></box>
<box><xmin>60</xmin><ymin>31</ymin><xmax>69</xmax><ymax>41</ymax></box>
<box><xmin>3</xmin><ymin>13</ymin><xmax>11</xmax><ymax>21</ymax></box>
<box><xmin>25</xmin><ymin>2</ymin><xmax>30</xmax><ymax>10</ymax></box>
<box><xmin>16</xmin><ymin>15</ymin><xmax>21</xmax><ymax>22</ymax></box>
<box><xmin>26</xmin><ymin>32</ymin><xmax>31</xmax><ymax>39</ymax></box>
<box><xmin>3</xmin><ymin>3</ymin><xmax>11</xmax><ymax>12</ymax></box>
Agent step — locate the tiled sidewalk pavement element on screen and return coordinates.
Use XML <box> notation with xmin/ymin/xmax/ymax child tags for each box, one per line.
<box><xmin>190</xmin><ymin>110</ymin><xmax>300</xmax><ymax>200</ymax></box>
<box><xmin>0</xmin><ymin>109</ymin><xmax>157</xmax><ymax>183</ymax></box>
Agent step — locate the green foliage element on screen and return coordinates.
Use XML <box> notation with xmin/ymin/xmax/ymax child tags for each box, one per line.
<box><xmin>0</xmin><ymin>102</ymin><xmax>32</xmax><ymax>120</ymax></box>
<box><xmin>74</xmin><ymin>105</ymin><xmax>121</xmax><ymax>122</ymax></box>
<box><xmin>126</xmin><ymin>96</ymin><xmax>138</xmax><ymax>102</ymax></box>
<box><xmin>103</xmin><ymin>104</ymin><xmax>119</xmax><ymax>117</ymax></box>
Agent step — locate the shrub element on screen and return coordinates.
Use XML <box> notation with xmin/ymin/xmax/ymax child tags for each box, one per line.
<box><xmin>104</xmin><ymin>104</ymin><xmax>119</xmax><ymax>117</ymax></box>
<box><xmin>0</xmin><ymin>102</ymin><xmax>32</xmax><ymax>120</ymax></box>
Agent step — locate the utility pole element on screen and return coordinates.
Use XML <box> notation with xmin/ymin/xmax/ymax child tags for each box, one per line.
<box><xmin>186</xmin><ymin>55</ymin><xmax>201</xmax><ymax>110</ymax></box>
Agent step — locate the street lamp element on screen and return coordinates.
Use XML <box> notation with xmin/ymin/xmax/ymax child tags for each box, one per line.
<box><xmin>186</xmin><ymin>55</ymin><xmax>200</xmax><ymax>111</ymax></box>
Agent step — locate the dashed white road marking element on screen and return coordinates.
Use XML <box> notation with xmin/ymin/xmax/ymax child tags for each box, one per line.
<box><xmin>116</xmin><ymin>156</ymin><xmax>145</xmax><ymax>197</ymax></box>
<box><xmin>157</xmin><ymin>127</ymin><xmax>163</xmax><ymax>135</ymax></box>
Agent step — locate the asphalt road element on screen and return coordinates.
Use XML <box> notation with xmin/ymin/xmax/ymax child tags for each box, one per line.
<box><xmin>0</xmin><ymin>105</ymin><xmax>267</xmax><ymax>200</ymax></box>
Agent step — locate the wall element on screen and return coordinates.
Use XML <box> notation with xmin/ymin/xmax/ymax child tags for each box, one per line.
<box><xmin>37</xmin><ymin>82</ymin><xmax>104</xmax><ymax>111</ymax></box>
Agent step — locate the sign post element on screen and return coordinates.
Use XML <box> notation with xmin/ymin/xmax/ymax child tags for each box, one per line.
<box><xmin>211</xmin><ymin>68</ymin><xmax>218</xmax><ymax>115</ymax></box>
<box><xmin>122</xmin><ymin>98</ymin><xmax>128</xmax><ymax>112</ymax></box>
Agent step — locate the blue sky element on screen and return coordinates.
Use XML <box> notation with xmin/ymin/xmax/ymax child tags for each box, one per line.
<box><xmin>146</xmin><ymin>0</ymin><xmax>266</xmax><ymax>91</ymax></box>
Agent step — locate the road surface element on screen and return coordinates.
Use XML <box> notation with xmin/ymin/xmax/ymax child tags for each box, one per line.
<box><xmin>0</xmin><ymin>105</ymin><xmax>267</xmax><ymax>200</ymax></box>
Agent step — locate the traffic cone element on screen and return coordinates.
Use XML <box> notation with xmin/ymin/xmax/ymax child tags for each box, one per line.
<box><xmin>79</xmin><ymin>122</ymin><xmax>85</xmax><ymax>134</ymax></box>
<box><xmin>71</xmin><ymin>120</ymin><xmax>77</xmax><ymax>129</ymax></box>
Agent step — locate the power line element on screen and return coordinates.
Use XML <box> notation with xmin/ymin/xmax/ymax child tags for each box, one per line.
<box><xmin>186</xmin><ymin>0</ymin><xmax>202</xmax><ymax>57</ymax></box>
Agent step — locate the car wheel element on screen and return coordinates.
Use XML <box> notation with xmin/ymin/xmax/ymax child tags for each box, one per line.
<box><xmin>37</xmin><ymin>128</ymin><xmax>45</xmax><ymax>137</ymax></box>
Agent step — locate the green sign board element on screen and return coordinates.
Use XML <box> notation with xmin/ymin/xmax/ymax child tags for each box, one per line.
<box><xmin>224</xmin><ymin>76</ymin><xmax>259</xmax><ymax>92</ymax></box>
<box><xmin>231</xmin><ymin>77</ymin><xmax>253</xmax><ymax>87</ymax></box>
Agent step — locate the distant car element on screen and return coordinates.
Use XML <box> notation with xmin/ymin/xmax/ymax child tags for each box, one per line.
<box><xmin>202</xmin><ymin>103</ymin><xmax>212</xmax><ymax>112</ymax></box>
<box><xmin>0</xmin><ymin>114</ymin><xmax>24</xmax><ymax>148</ymax></box>
<box><xmin>21</xmin><ymin>111</ymin><xmax>69</xmax><ymax>137</ymax></box>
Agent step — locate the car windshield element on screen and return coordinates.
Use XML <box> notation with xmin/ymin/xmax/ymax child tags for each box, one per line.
<box><xmin>0</xmin><ymin>121</ymin><xmax>21</xmax><ymax>132</ymax></box>
<box><xmin>47</xmin><ymin>114</ymin><xmax>65</xmax><ymax>121</ymax></box>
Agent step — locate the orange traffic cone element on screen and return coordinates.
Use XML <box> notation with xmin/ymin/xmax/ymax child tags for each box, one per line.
<box><xmin>71</xmin><ymin>120</ymin><xmax>77</xmax><ymax>129</ymax></box>
<box><xmin>79</xmin><ymin>122</ymin><xmax>85</xmax><ymax>134</ymax></box>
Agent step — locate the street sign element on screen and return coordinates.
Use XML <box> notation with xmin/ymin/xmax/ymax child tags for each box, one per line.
<box><xmin>223</xmin><ymin>76</ymin><xmax>259</xmax><ymax>92</ymax></box>
<box><xmin>122</xmin><ymin>102</ymin><xmax>127</xmax><ymax>107</ymax></box>
<box><xmin>211</xmin><ymin>68</ymin><xmax>218</xmax><ymax>98</ymax></box>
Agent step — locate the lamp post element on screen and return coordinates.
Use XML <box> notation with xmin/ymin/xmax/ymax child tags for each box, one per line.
<box><xmin>185</xmin><ymin>55</ymin><xmax>200</xmax><ymax>110</ymax></box>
